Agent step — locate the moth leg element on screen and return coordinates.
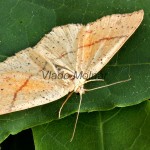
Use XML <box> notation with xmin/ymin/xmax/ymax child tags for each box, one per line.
<box><xmin>58</xmin><ymin>91</ymin><xmax>74</xmax><ymax>118</ymax></box>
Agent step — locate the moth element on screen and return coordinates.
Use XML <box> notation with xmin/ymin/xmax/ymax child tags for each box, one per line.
<box><xmin>0</xmin><ymin>10</ymin><xmax>144</xmax><ymax>140</ymax></box>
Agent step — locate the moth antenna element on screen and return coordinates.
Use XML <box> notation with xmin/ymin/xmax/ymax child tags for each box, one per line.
<box><xmin>58</xmin><ymin>91</ymin><xmax>74</xmax><ymax>119</ymax></box>
<box><xmin>70</xmin><ymin>93</ymin><xmax>83</xmax><ymax>142</ymax></box>
<box><xmin>84</xmin><ymin>78</ymin><xmax>104</xmax><ymax>84</ymax></box>
<box><xmin>85</xmin><ymin>78</ymin><xmax>131</xmax><ymax>91</ymax></box>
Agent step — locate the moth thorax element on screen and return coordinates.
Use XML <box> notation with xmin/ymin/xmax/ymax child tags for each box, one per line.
<box><xmin>74</xmin><ymin>78</ymin><xmax>86</xmax><ymax>94</ymax></box>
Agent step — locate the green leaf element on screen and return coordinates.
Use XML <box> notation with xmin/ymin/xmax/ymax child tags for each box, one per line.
<box><xmin>0</xmin><ymin>0</ymin><xmax>149</xmax><ymax>145</ymax></box>
<box><xmin>32</xmin><ymin>101</ymin><xmax>150</xmax><ymax>150</ymax></box>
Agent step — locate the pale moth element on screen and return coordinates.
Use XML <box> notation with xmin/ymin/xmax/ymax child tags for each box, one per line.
<box><xmin>0</xmin><ymin>10</ymin><xmax>144</xmax><ymax>141</ymax></box>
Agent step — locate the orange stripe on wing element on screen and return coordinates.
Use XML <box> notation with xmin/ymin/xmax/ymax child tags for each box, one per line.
<box><xmin>78</xmin><ymin>35</ymin><xmax>128</xmax><ymax>49</ymax></box>
<box><xmin>11</xmin><ymin>75</ymin><xmax>32</xmax><ymax>108</ymax></box>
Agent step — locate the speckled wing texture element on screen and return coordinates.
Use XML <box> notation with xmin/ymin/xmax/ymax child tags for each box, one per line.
<box><xmin>0</xmin><ymin>10</ymin><xmax>144</xmax><ymax>115</ymax></box>
<box><xmin>76</xmin><ymin>10</ymin><xmax>144</xmax><ymax>75</ymax></box>
<box><xmin>0</xmin><ymin>24</ymin><xmax>83</xmax><ymax>115</ymax></box>
<box><xmin>0</xmin><ymin>48</ymin><xmax>74</xmax><ymax>115</ymax></box>
<box><xmin>32</xmin><ymin>24</ymin><xmax>83</xmax><ymax>75</ymax></box>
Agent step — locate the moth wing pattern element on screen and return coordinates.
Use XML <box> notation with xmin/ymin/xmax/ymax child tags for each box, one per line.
<box><xmin>32</xmin><ymin>24</ymin><xmax>83</xmax><ymax>75</ymax></box>
<box><xmin>0</xmin><ymin>48</ymin><xmax>74</xmax><ymax>115</ymax></box>
<box><xmin>76</xmin><ymin>10</ymin><xmax>144</xmax><ymax>76</ymax></box>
